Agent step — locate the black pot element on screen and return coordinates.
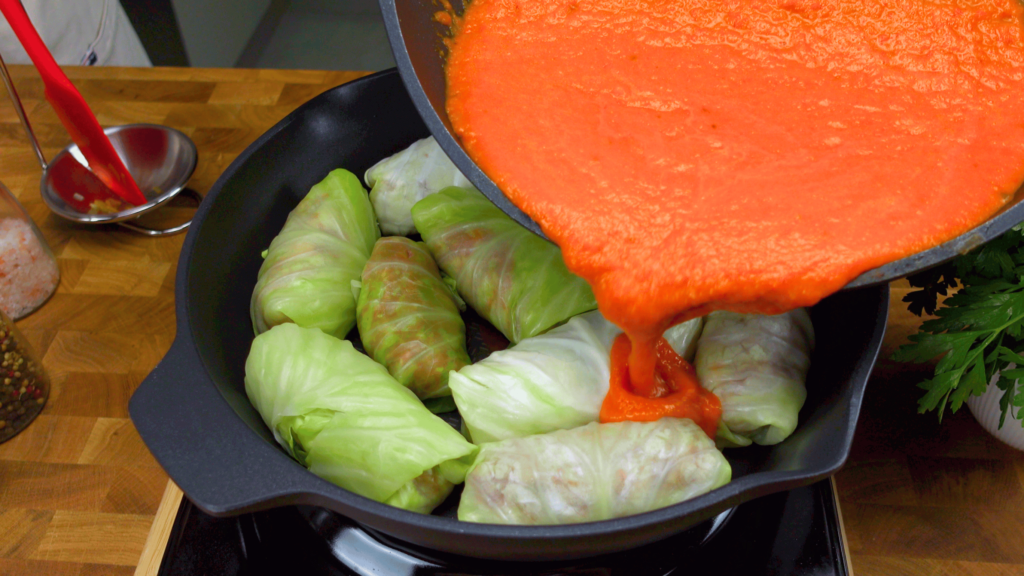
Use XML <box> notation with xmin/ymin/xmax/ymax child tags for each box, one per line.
<box><xmin>129</xmin><ymin>70</ymin><xmax>888</xmax><ymax>561</ymax></box>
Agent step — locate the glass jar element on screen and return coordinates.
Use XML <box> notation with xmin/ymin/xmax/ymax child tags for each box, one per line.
<box><xmin>0</xmin><ymin>180</ymin><xmax>59</xmax><ymax>319</ymax></box>
<box><xmin>0</xmin><ymin>308</ymin><xmax>49</xmax><ymax>443</ymax></box>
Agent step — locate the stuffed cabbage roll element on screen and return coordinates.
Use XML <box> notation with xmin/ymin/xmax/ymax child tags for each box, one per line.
<box><xmin>694</xmin><ymin>309</ymin><xmax>815</xmax><ymax>447</ymax></box>
<box><xmin>411</xmin><ymin>186</ymin><xmax>597</xmax><ymax>343</ymax></box>
<box><xmin>251</xmin><ymin>169</ymin><xmax>379</xmax><ymax>338</ymax></box>
<box><xmin>459</xmin><ymin>419</ymin><xmax>731</xmax><ymax>525</ymax></box>
<box><xmin>245</xmin><ymin>323</ymin><xmax>477</xmax><ymax>513</ymax></box>
<box><xmin>365</xmin><ymin>137</ymin><xmax>472</xmax><ymax>235</ymax></box>
<box><xmin>356</xmin><ymin>237</ymin><xmax>470</xmax><ymax>400</ymax></box>
<box><xmin>449</xmin><ymin>311</ymin><xmax>620</xmax><ymax>444</ymax></box>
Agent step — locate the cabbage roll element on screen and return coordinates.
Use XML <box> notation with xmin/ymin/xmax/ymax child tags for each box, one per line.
<box><xmin>449</xmin><ymin>311</ymin><xmax>620</xmax><ymax>444</ymax></box>
<box><xmin>245</xmin><ymin>323</ymin><xmax>477</xmax><ymax>513</ymax></box>
<box><xmin>694</xmin><ymin>309</ymin><xmax>815</xmax><ymax>447</ymax></box>
<box><xmin>459</xmin><ymin>419</ymin><xmax>731</xmax><ymax>525</ymax></box>
<box><xmin>356</xmin><ymin>237</ymin><xmax>470</xmax><ymax>399</ymax></box>
<box><xmin>251</xmin><ymin>169</ymin><xmax>379</xmax><ymax>338</ymax></box>
<box><xmin>365</xmin><ymin>137</ymin><xmax>472</xmax><ymax>235</ymax></box>
<box><xmin>411</xmin><ymin>186</ymin><xmax>597</xmax><ymax>343</ymax></box>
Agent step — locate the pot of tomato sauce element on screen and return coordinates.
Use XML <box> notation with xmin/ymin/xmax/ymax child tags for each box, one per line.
<box><xmin>384</xmin><ymin>0</ymin><xmax>1024</xmax><ymax>424</ymax></box>
<box><xmin>381</xmin><ymin>0</ymin><xmax>1024</xmax><ymax>294</ymax></box>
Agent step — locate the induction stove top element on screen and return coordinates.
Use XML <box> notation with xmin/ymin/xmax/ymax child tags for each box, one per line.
<box><xmin>157</xmin><ymin>478</ymin><xmax>850</xmax><ymax>575</ymax></box>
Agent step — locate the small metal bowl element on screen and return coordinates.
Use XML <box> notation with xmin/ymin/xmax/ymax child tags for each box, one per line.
<box><xmin>0</xmin><ymin>52</ymin><xmax>200</xmax><ymax>238</ymax></box>
<box><xmin>40</xmin><ymin>124</ymin><xmax>200</xmax><ymax>236</ymax></box>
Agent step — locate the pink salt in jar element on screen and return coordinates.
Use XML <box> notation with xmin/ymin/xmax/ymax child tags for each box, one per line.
<box><xmin>0</xmin><ymin>181</ymin><xmax>58</xmax><ymax>319</ymax></box>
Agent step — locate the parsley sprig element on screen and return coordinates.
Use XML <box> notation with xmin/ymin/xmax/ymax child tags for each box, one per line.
<box><xmin>893</xmin><ymin>225</ymin><xmax>1024</xmax><ymax>429</ymax></box>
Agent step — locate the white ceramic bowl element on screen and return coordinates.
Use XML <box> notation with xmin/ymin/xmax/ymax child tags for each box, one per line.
<box><xmin>967</xmin><ymin>371</ymin><xmax>1024</xmax><ymax>451</ymax></box>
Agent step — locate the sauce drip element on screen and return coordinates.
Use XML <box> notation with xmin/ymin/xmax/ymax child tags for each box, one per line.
<box><xmin>446</xmin><ymin>0</ymin><xmax>1024</xmax><ymax>408</ymax></box>
<box><xmin>601</xmin><ymin>334</ymin><xmax>721</xmax><ymax>437</ymax></box>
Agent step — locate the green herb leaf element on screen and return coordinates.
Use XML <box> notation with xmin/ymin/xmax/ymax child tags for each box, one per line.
<box><xmin>997</xmin><ymin>346</ymin><xmax>1024</xmax><ymax>365</ymax></box>
<box><xmin>894</xmin><ymin>226</ymin><xmax>1024</xmax><ymax>429</ymax></box>
<box><xmin>949</xmin><ymin>356</ymin><xmax>987</xmax><ymax>412</ymax></box>
<box><xmin>903</xmin><ymin>264</ymin><xmax>958</xmax><ymax>317</ymax></box>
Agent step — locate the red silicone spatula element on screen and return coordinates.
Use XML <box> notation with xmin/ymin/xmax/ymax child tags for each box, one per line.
<box><xmin>0</xmin><ymin>0</ymin><xmax>147</xmax><ymax>206</ymax></box>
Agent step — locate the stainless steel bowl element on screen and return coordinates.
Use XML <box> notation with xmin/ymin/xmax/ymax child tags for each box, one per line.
<box><xmin>40</xmin><ymin>123</ymin><xmax>199</xmax><ymax>236</ymax></box>
<box><xmin>0</xmin><ymin>53</ymin><xmax>199</xmax><ymax>237</ymax></box>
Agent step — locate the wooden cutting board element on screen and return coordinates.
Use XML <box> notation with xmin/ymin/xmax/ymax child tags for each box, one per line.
<box><xmin>0</xmin><ymin>65</ymin><xmax>1021</xmax><ymax>576</ymax></box>
<box><xmin>0</xmin><ymin>64</ymin><xmax>369</xmax><ymax>576</ymax></box>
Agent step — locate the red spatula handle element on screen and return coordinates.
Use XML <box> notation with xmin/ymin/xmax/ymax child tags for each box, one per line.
<box><xmin>0</xmin><ymin>0</ymin><xmax>148</xmax><ymax>206</ymax></box>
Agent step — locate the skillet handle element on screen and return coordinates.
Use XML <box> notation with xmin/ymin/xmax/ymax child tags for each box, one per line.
<box><xmin>129</xmin><ymin>336</ymin><xmax>332</xmax><ymax>516</ymax></box>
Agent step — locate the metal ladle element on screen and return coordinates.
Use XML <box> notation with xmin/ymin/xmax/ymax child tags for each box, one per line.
<box><xmin>0</xmin><ymin>52</ymin><xmax>199</xmax><ymax>237</ymax></box>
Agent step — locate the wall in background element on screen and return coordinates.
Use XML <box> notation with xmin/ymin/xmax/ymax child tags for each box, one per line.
<box><xmin>293</xmin><ymin>0</ymin><xmax>379</xmax><ymax>14</ymax></box>
<box><xmin>169</xmin><ymin>0</ymin><xmax>271</xmax><ymax>67</ymax></box>
<box><xmin>120</xmin><ymin>0</ymin><xmax>190</xmax><ymax>66</ymax></box>
<box><xmin>120</xmin><ymin>0</ymin><xmax>394</xmax><ymax>71</ymax></box>
<box><xmin>249</xmin><ymin>0</ymin><xmax>395</xmax><ymax>71</ymax></box>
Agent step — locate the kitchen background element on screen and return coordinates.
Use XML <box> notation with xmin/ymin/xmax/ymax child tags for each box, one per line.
<box><xmin>125</xmin><ymin>0</ymin><xmax>395</xmax><ymax>70</ymax></box>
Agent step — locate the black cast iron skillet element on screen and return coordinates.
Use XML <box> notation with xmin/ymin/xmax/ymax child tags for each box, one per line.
<box><xmin>379</xmin><ymin>0</ymin><xmax>1024</xmax><ymax>289</ymax></box>
<box><xmin>129</xmin><ymin>70</ymin><xmax>888</xmax><ymax>561</ymax></box>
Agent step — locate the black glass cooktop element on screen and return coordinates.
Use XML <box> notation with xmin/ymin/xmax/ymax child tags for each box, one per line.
<box><xmin>157</xmin><ymin>478</ymin><xmax>850</xmax><ymax>575</ymax></box>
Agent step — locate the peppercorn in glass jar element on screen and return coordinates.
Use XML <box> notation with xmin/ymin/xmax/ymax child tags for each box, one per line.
<box><xmin>0</xmin><ymin>180</ymin><xmax>59</xmax><ymax>320</ymax></box>
<box><xmin>0</xmin><ymin>308</ymin><xmax>48</xmax><ymax>442</ymax></box>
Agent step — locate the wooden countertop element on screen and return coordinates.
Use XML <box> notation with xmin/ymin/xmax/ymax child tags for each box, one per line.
<box><xmin>0</xmin><ymin>65</ymin><xmax>1021</xmax><ymax>576</ymax></box>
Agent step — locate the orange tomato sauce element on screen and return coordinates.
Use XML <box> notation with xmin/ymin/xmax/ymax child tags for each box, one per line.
<box><xmin>600</xmin><ymin>334</ymin><xmax>721</xmax><ymax>438</ymax></box>
<box><xmin>446</xmin><ymin>0</ymin><xmax>1024</xmax><ymax>406</ymax></box>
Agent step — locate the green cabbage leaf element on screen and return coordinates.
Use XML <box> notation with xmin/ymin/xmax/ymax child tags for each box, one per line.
<box><xmin>449</xmin><ymin>311</ymin><xmax>620</xmax><ymax>444</ymax></box>
<box><xmin>412</xmin><ymin>186</ymin><xmax>597</xmax><ymax>344</ymax></box>
<box><xmin>244</xmin><ymin>323</ymin><xmax>477</xmax><ymax>512</ymax></box>
<box><xmin>356</xmin><ymin>237</ymin><xmax>469</xmax><ymax>399</ymax></box>
<box><xmin>365</xmin><ymin>137</ymin><xmax>471</xmax><ymax>235</ymax></box>
<box><xmin>459</xmin><ymin>419</ymin><xmax>731</xmax><ymax>524</ymax></box>
<box><xmin>694</xmin><ymin>309</ymin><xmax>815</xmax><ymax>447</ymax></box>
<box><xmin>663</xmin><ymin>317</ymin><xmax>704</xmax><ymax>362</ymax></box>
<box><xmin>251</xmin><ymin>169</ymin><xmax>379</xmax><ymax>338</ymax></box>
